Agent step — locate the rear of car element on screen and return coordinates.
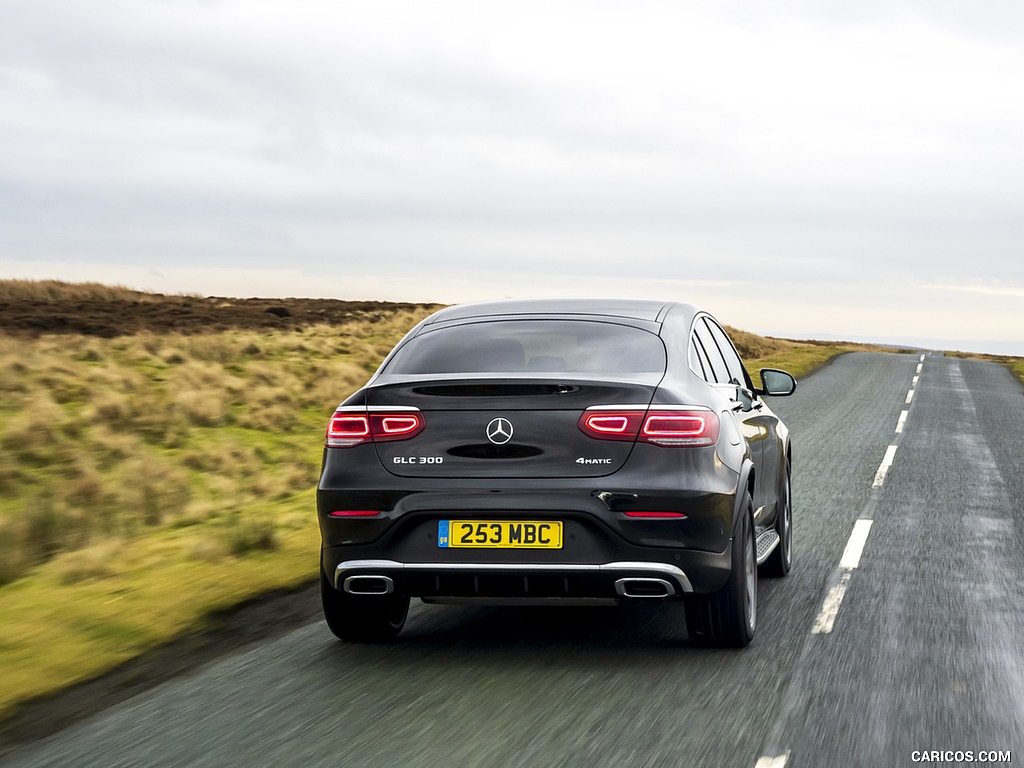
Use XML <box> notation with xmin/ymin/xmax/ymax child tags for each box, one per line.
<box><xmin>317</xmin><ymin>300</ymin><xmax>752</xmax><ymax>646</ymax></box>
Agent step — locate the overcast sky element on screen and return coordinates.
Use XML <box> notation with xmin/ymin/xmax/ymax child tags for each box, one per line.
<box><xmin>2</xmin><ymin>1</ymin><xmax>1023</xmax><ymax>354</ymax></box>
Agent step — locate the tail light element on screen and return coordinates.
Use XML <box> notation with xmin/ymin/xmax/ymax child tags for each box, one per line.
<box><xmin>578</xmin><ymin>406</ymin><xmax>719</xmax><ymax>447</ymax></box>
<box><xmin>326</xmin><ymin>407</ymin><xmax>425</xmax><ymax>447</ymax></box>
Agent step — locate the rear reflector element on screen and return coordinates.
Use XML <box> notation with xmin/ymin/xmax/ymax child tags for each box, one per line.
<box><xmin>578</xmin><ymin>407</ymin><xmax>719</xmax><ymax>447</ymax></box>
<box><xmin>624</xmin><ymin>511</ymin><xmax>687</xmax><ymax>519</ymax></box>
<box><xmin>326</xmin><ymin>407</ymin><xmax>425</xmax><ymax>447</ymax></box>
<box><xmin>328</xmin><ymin>510</ymin><xmax>381</xmax><ymax>518</ymax></box>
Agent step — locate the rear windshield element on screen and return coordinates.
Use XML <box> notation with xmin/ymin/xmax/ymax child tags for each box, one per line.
<box><xmin>383</xmin><ymin>320</ymin><xmax>666</xmax><ymax>375</ymax></box>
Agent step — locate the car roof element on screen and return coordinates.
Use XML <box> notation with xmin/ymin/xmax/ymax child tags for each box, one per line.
<box><xmin>422</xmin><ymin>298</ymin><xmax>702</xmax><ymax>328</ymax></box>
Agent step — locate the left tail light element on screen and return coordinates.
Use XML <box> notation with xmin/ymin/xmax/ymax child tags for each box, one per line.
<box><xmin>326</xmin><ymin>407</ymin><xmax>425</xmax><ymax>448</ymax></box>
<box><xmin>578</xmin><ymin>406</ymin><xmax>719</xmax><ymax>447</ymax></box>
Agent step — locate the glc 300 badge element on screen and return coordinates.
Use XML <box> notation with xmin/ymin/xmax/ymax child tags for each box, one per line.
<box><xmin>486</xmin><ymin>417</ymin><xmax>514</xmax><ymax>445</ymax></box>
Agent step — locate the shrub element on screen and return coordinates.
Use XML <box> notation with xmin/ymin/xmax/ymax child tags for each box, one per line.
<box><xmin>54</xmin><ymin>540</ymin><xmax>124</xmax><ymax>585</ymax></box>
<box><xmin>0</xmin><ymin>517</ymin><xmax>32</xmax><ymax>585</ymax></box>
<box><xmin>221</xmin><ymin>516</ymin><xmax>278</xmax><ymax>557</ymax></box>
<box><xmin>173</xmin><ymin>388</ymin><xmax>229</xmax><ymax>427</ymax></box>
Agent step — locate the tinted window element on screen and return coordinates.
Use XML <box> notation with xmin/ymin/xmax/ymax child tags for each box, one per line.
<box><xmin>705</xmin><ymin>319</ymin><xmax>747</xmax><ymax>385</ymax></box>
<box><xmin>689</xmin><ymin>334</ymin><xmax>711</xmax><ymax>382</ymax></box>
<box><xmin>693</xmin><ymin>320</ymin><xmax>729</xmax><ymax>384</ymax></box>
<box><xmin>384</xmin><ymin>320</ymin><xmax>667</xmax><ymax>375</ymax></box>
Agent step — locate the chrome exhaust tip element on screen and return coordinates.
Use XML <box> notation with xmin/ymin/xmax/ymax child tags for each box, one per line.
<box><xmin>343</xmin><ymin>575</ymin><xmax>395</xmax><ymax>595</ymax></box>
<box><xmin>615</xmin><ymin>578</ymin><xmax>675</xmax><ymax>598</ymax></box>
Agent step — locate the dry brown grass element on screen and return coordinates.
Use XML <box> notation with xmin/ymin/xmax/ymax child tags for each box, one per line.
<box><xmin>723</xmin><ymin>326</ymin><xmax>793</xmax><ymax>361</ymax></box>
<box><xmin>0</xmin><ymin>279</ymin><xmax>177</xmax><ymax>303</ymax></box>
<box><xmin>0</xmin><ymin>310</ymin><xmax>436</xmax><ymax>586</ymax></box>
<box><xmin>53</xmin><ymin>540</ymin><xmax>126</xmax><ymax>585</ymax></box>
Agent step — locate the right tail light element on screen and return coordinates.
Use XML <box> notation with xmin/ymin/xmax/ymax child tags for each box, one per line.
<box><xmin>578</xmin><ymin>406</ymin><xmax>719</xmax><ymax>447</ymax></box>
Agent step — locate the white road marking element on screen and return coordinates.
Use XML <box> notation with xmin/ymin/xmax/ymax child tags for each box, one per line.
<box><xmin>905</xmin><ymin>389</ymin><xmax>915</xmax><ymax>404</ymax></box>
<box><xmin>896</xmin><ymin>410</ymin><xmax>909</xmax><ymax>433</ymax></box>
<box><xmin>839</xmin><ymin>519</ymin><xmax>874</xmax><ymax>569</ymax></box>
<box><xmin>872</xmin><ymin>445</ymin><xmax>899</xmax><ymax>488</ymax></box>
<box><xmin>920</xmin><ymin>354</ymin><xmax>926</xmax><ymax>362</ymax></box>
<box><xmin>812</xmin><ymin>520</ymin><xmax>873</xmax><ymax>634</ymax></box>
<box><xmin>912</xmin><ymin>375</ymin><xmax>919</xmax><ymax>386</ymax></box>
<box><xmin>754</xmin><ymin>755</ymin><xmax>789</xmax><ymax>768</ymax></box>
<box><xmin>917</xmin><ymin>363</ymin><xmax>923</xmax><ymax>374</ymax></box>
<box><xmin>812</xmin><ymin>572</ymin><xmax>852</xmax><ymax>634</ymax></box>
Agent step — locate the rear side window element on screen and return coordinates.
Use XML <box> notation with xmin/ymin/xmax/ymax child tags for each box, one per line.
<box><xmin>383</xmin><ymin>320</ymin><xmax>667</xmax><ymax>375</ymax></box>
<box><xmin>704</xmin><ymin>319</ymin><xmax>747</xmax><ymax>385</ymax></box>
<box><xmin>692</xmin><ymin>320</ymin><xmax>729</xmax><ymax>384</ymax></box>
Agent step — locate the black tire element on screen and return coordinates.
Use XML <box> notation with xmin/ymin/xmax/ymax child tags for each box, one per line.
<box><xmin>684</xmin><ymin>494</ymin><xmax>757</xmax><ymax>648</ymax></box>
<box><xmin>761</xmin><ymin>459</ymin><xmax>793</xmax><ymax>577</ymax></box>
<box><xmin>321</xmin><ymin>570</ymin><xmax>409</xmax><ymax>643</ymax></box>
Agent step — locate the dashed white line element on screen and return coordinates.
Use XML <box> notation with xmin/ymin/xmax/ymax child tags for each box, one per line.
<box><xmin>872</xmin><ymin>445</ymin><xmax>899</xmax><ymax>488</ymax></box>
<box><xmin>839</xmin><ymin>519</ymin><xmax>874</xmax><ymax>569</ymax></box>
<box><xmin>812</xmin><ymin>520</ymin><xmax>873</xmax><ymax>635</ymax></box>
<box><xmin>764</xmin><ymin>357</ymin><xmax>923</xmax><ymax>761</ymax></box>
<box><xmin>812</xmin><ymin>573</ymin><xmax>852</xmax><ymax>635</ymax></box>
<box><xmin>895</xmin><ymin>410</ymin><xmax>909</xmax><ymax>433</ymax></box>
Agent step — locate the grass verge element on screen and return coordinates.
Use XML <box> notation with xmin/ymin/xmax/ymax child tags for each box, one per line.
<box><xmin>0</xmin><ymin>498</ymin><xmax>317</xmax><ymax>715</ymax></box>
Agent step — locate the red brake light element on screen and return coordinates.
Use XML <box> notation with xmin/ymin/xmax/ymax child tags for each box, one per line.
<box><xmin>372</xmin><ymin>414</ymin><xmax>422</xmax><ymax>438</ymax></box>
<box><xmin>327</xmin><ymin>408</ymin><xmax>424</xmax><ymax>447</ymax></box>
<box><xmin>327</xmin><ymin>414</ymin><xmax>371</xmax><ymax>444</ymax></box>
<box><xmin>578</xmin><ymin>407</ymin><xmax>719</xmax><ymax>447</ymax></box>
<box><xmin>641</xmin><ymin>412</ymin><xmax>719</xmax><ymax>446</ymax></box>
<box><xmin>578</xmin><ymin>411</ymin><xmax>645</xmax><ymax>440</ymax></box>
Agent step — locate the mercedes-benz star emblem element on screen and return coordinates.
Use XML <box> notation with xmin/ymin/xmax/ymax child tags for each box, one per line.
<box><xmin>485</xmin><ymin>417</ymin><xmax>514</xmax><ymax>445</ymax></box>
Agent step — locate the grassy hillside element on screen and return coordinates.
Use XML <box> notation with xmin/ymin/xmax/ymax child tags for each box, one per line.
<box><xmin>0</xmin><ymin>281</ymin><xmax>919</xmax><ymax>719</ymax></box>
<box><xmin>0</xmin><ymin>293</ymin><xmax>437</xmax><ymax>718</ymax></box>
<box><xmin>0</xmin><ymin>317</ymin><xmax>432</xmax><ymax>584</ymax></box>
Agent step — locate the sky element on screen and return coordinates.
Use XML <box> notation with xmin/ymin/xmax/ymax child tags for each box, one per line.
<box><xmin>1</xmin><ymin>1</ymin><xmax>1023</xmax><ymax>355</ymax></box>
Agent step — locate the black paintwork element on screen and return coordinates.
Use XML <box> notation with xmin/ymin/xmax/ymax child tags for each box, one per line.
<box><xmin>317</xmin><ymin>299</ymin><xmax>793</xmax><ymax>600</ymax></box>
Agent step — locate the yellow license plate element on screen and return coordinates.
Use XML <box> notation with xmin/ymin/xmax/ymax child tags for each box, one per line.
<box><xmin>438</xmin><ymin>520</ymin><xmax>563</xmax><ymax>549</ymax></box>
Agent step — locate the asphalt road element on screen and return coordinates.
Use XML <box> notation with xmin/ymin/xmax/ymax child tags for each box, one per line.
<box><xmin>4</xmin><ymin>352</ymin><xmax>1022</xmax><ymax>768</ymax></box>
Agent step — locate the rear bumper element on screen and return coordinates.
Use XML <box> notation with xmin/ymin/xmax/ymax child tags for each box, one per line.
<box><xmin>333</xmin><ymin>559</ymin><xmax>691</xmax><ymax>599</ymax></box>
<box><xmin>318</xmin><ymin>442</ymin><xmax>743</xmax><ymax>597</ymax></box>
<box><xmin>324</xmin><ymin>546</ymin><xmax>734</xmax><ymax>598</ymax></box>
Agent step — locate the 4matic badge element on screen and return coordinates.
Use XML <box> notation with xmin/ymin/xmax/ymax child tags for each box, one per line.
<box><xmin>576</xmin><ymin>457</ymin><xmax>613</xmax><ymax>465</ymax></box>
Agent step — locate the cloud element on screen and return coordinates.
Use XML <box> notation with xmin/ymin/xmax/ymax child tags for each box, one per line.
<box><xmin>922</xmin><ymin>283</ymin><xmax>1024</xmax><ymax>299</ymax></box>
<box><xmin>0</xmin><ymin>0</ymin><xmax>1022</xmax><ymax>351</ymax></box>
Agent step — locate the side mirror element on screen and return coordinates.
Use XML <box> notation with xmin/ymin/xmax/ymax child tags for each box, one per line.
<box><xmin>759</xmin><ymin>368</ymin><xmax>797</xmax><ymax>397</ymax></box>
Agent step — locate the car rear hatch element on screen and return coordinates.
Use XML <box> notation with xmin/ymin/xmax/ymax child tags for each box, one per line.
<box><xmin>364</xmin><ymin>317</ymin><xmax>668</xmax><ymax>479</ymax></box>
<box><xmin>366</xmin><ymin>376</ymin><xmax>661</xmax><ymax>478</ymax></box>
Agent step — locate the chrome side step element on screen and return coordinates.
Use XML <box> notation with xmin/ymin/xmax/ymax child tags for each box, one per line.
<box><xmin>755</xmin><ymin>530</ymin><xmax>781</xmax><ymax>565</ymax></box>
